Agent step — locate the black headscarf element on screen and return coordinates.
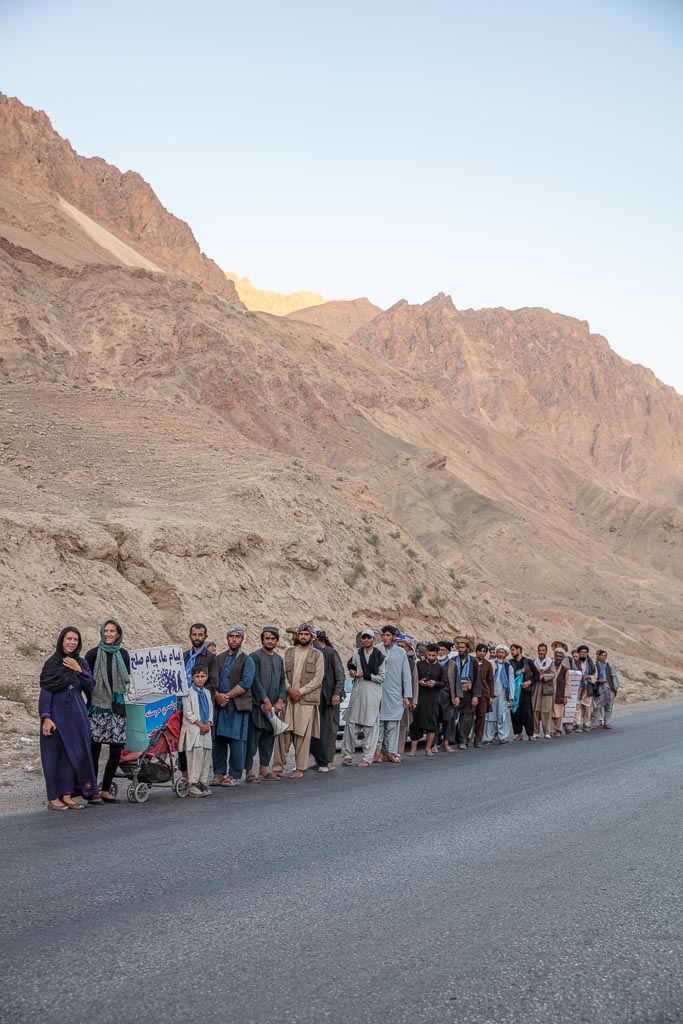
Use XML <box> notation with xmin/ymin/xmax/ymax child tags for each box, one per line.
<box><xmin>39</xmin><ymin>626</ymin><xmax>84</xmax><ymax>693</ymax></box>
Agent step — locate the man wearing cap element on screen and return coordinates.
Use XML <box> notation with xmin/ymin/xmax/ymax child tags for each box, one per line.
<box><xmin>273</xmin><ymin>624</ymin><xmax>324</xmax><ymax>779</ymax></box>
<box><xmin>374</xmin><ymin>625</ymin><xmax>413</xmax><ymax>763</ymax></box>
<box><xmin>212</xmin><ymin>627</ymin><xmax>256</xmax><ymax>786</ymax></box>
<box><xmin>551</xmin><ymin>644</ymin><xmax>573</xmax><ymax>736</ymax></box>
<box><xmin>483</xmin><ymin>645</ymin><xmax>515</xmax><ymax>744</ymax></box>
<box><xmin>342</xmin><ymin>630</ymin><xmax>385</xmax><ymax>767</ymax></box>
<box><xmin>473</xmin><ymin>643</ymin><xmax>493</xmax><ymax>748</ymax></box>
<box><xmin>533</xmin><ymin>643</ymin><xmax>556</xmax><ymax>739</ymax></box>
<box><xmin>449</xmin><ymin>636</ymin><xmax>480</xmax><ymax>750</ymax></box>
<box><xmin>572</xmin><ymin>644</ymin><xmax>597</xmax><ymax>732</ymax></box>
<box><xmin>590</xmin><ymin>649</ymin><xmax>620</xmax><ymax>729</ymax></box>
<box><xmin>245</xmin><ymin>627</ymin><xmax>287</xmax><ymax>782</ymax></box>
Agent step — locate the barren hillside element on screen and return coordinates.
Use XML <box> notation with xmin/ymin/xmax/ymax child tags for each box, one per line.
<box><xmin>287</xmin><ymin>297</ymin><xmax>382</xmax><ymax>338</ymax></box>
<box><xmin>0</xmin><ymin>94</ymin><xmax>240</xmax><ymax>302</ymax></box>
<box><xmin>0</xmin><ymin>94</ymin><xmax>681</xmax><ymax>719</ymax></box>
<box><xmin>349</xmin><ymin>293</ymin><xmax>683</xmax><ymax>503</ymax></box>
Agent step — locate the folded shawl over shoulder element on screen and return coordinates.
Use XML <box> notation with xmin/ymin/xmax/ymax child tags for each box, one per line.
<box><xmin>39</xmin><ymin>626</ymin><xmax>84</xmax><ymax>693</ymax></box>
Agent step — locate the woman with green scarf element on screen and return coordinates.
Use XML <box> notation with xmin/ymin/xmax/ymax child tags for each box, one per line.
<box><xmin>84</xmin><ymin>619</ymin><xmax>131</xmax><ymax>803</ymax></box>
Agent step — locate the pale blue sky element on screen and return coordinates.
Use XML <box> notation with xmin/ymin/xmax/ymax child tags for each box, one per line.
<box><xmin>2</xmin><ymin>0</ymin><xmax>682</xmax><ymax>392</ymax></box>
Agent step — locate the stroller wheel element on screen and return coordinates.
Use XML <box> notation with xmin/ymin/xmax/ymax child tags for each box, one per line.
<box><xmin>127</xmin><ymin>783</ymin><xmax>138</xmax><ymax>803</ymax></box>
<box><xmin>134</xmin><ymin>783</ymin><xmax>150</xmax><ymax>804</ymax></box>
<box><xmin>174</xmin><ymin>778</ymin><xmax>191</xmax><ymax>798</ymax></box>
<box><xmin>108</xmin><ymin>781</ymin><xmax>118</xmax><ymax>799</ymax></box>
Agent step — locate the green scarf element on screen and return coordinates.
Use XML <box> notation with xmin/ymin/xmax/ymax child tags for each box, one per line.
<box><xmin>92</xmin><ymin>618</ymin><xmax>131</xmax><ymax>711</ymax></box>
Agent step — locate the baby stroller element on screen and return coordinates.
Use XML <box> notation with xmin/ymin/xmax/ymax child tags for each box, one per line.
<box><xmin>111</xmin><ymin>710</ymin><xmax>190</xmax><ymax>803</ymax></box>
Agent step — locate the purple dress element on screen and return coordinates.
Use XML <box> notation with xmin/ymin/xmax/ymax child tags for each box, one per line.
<box><xmin>39</xmin><ymin>659</ymin><xmax>100</xmax><ymax>801</ymax></box>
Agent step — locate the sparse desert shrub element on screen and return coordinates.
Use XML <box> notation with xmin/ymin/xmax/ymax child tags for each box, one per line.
<box><xmin>344</xmin><ymin>560</ymin><xmax>367</xmax><ymax>588</ymax></box>
<box><xmin>409</xmin><ymin>586</ymin><xmax>424</xmax><ymax>607</ymax></box>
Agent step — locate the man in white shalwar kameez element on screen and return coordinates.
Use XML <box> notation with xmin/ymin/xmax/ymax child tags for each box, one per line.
<box><xmin>341</xmin><ymin>630</ymin><xmax>385</xmax><ymax>767</ymax></box>
<box><xmin>483</xmin><ymin>645</ymin><xmax>514</xmax><ymax>744</ymax></box>
<box><xmin>374</xmin><ymin>626</ymin><xmax>412</xmax><ymax>763</ymax></box>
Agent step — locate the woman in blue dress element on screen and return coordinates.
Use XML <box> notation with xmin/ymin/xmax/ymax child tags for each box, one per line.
<box><xmin>39</xmin><ymin>626</ymin><xmax>100</xmax><ymax>811</ymax></box>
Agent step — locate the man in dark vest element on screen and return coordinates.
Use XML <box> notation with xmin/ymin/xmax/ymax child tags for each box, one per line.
<box><xmin>473</xmin><ymin>643</ymin><xmax>493</xmax><ymax>748</ymax></box>
<box><xmin>450</xmin><ymin>636</ymin><xmax>481</xmax><ymax>749</ymax></box>
<box><xmin>309</xmin><ymin>630</ymin><xmax>345</xmax><ymax>772</ymax></box>
<box><xmin>245</xmin><ymin>627</ymin><xmax>287</xmax><ymax>782</ymax></box>
<box><xmin>211</xmin><ymin>627</ymin><xmax>255</xmax><ymax>786</ymax></box>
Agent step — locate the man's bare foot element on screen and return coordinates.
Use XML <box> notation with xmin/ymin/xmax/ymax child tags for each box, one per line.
<box><xmin>290</xmin><ymin>770</ymin><xmax>304</xmax><ymax>779</ymax></box>
<box><xmin>357</xmin><ymin>760</ymin><xmax>370</xmax><ymax>768</ymax></box>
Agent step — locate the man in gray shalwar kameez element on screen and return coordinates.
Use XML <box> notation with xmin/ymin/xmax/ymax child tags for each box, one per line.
<box><xmin>341</xmin><ymin>630</ymin><xmax>385</xmax><ymax>767</ymax></box>
<box><xmin>374</xmin><ymin>625</ymin><xmax>413</xmax><ymax>763</ymax></box>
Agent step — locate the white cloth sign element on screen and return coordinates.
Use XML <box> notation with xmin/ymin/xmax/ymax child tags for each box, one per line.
<box><xmin>563</xmin><ymin>669</ymin><xmax>582</xmax><ymax>723</ymax></box>
<box><xmin>127</xmin><ymin>644</ymin><xmax>188</xmax><ymax>700</ymax></box>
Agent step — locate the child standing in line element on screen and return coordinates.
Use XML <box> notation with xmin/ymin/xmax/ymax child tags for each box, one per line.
<box><xmin>180</xmin><ymin>666</ymin><xmax>213</xmax><ymax>797</ymax></box>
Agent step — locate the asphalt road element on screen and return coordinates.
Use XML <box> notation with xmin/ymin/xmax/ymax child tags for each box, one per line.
<box><xmin>2</xmin><ymin>707</ymin><xmax>682</xmax><ymax>1024</ymax></box>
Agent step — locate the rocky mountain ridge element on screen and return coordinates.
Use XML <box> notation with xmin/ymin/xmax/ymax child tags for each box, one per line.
<box><xmin>0</xmin><ymin>94</ymin><xmax>681</xmax><ymax>715</ymax></box>
<box><xmin>225</xmin><ymin>272</ymin><xmax>326</xmax><ymax>315</ymax></box>
<box><xmin>295</xmin><ymin>292</ymin><xmax>683</xmax><ymax>504</ymax></box>
<box><xmin>287</xmin><ymin>297</ymin><xmax>383</xmax><ymax>338</ymax></box>
<box><xmin>0</xmin><ymin>94</ymin><xmax>240</xmax><ymax>302</ymax></box>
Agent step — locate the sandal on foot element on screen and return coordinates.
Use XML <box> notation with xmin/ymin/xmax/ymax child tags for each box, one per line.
<box><xmin>47</xmin><ymin>801</ymin><xmax>68</xmax><ymax>812</ymax></box>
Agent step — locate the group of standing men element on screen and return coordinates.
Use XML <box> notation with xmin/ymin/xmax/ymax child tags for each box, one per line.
<box><xmin>179</xmin><ymin>622</ymin><xmax>621</xmax><ymax>793</ymax></box>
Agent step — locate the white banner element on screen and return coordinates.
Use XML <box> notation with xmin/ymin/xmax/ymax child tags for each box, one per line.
<box><xmin>127</xmin><ymin>644</ymin><xmax>188</xmax><ymax>701</ymax></box>
<box><xmin>563</xmin><ymin>669</ymin><xmax>582</xmax><ymax>724</ymax></box>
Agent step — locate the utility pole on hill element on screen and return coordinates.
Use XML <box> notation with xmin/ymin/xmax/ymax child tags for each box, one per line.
<box><xmin>521</xmin><ymin>565</ymin><xmax>529</xmax><ymax>607</ymax></box>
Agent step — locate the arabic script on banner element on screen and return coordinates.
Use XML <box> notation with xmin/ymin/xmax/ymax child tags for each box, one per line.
<box><xmin>127</xmin><ymin>644</ymin><xmax>188</xmax><ymax>700</ymax></box>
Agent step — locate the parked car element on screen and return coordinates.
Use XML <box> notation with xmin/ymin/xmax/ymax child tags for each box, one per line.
<box><xmin>337</xmin><ymin>677</ymin><xmax>365</xmax><ymax>749</ymax></box>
